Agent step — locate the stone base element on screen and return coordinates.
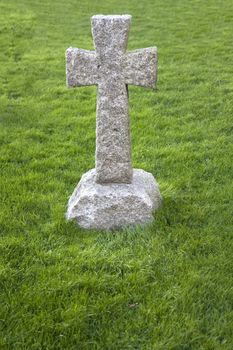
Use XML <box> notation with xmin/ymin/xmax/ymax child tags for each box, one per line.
<box><xmin>66</xmin><ymin>168</ymin><xmax>162</xmax><ymax>230</ymax></box>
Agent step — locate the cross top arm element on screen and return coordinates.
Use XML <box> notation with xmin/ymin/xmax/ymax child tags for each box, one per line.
<box><xmin>66</xmin><ymin>46</ymin><xmax>157</xmax><ymax>88</ymax></box>
<box><xmin>66</xmin><ymin>15</ymin><xmax>157</xmax><ymax>89</ymax></box>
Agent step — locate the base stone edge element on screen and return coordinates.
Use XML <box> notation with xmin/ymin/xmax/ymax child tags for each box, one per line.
<box><xmin>66</xmin><ymin>168</ymin><xmax>162</xmax><ymax>230</ymax></box>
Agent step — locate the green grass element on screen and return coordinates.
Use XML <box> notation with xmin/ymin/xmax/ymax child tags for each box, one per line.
<box><xmin>0</xmin><ymin>0</ymin><xmax>233</xmax><ymax>349</ymax></box>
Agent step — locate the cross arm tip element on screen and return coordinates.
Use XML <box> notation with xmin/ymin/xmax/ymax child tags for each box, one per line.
<box><xmin>66</xmin><ymin>47</ymin><xmax>98</xmax><ymax>87</ymax></box>
<box><xmin>91</xmin><ymin>14</ymin><xmax>132</xmax><ymax>21</ymax></box>
<box><xmin>124</xmin><ymin>47</ymin><xmax>158</xmax><ymax>88</ymax></box>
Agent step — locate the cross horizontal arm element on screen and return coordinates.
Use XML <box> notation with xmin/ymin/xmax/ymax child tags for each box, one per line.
<box><xmin>66</xmin><ymin>48</ymin><xmax>98</xmax><ymax>87</ymax></box>
<box><xmin>124</xmin><ymin>48</ymin><xmax>157</xmax><ymax>88</ymax></box>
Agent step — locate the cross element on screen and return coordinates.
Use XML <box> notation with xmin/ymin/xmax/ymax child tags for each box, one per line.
<box><xmin>66</xmin><ymin>15</ymin><xmax>157</xmax><ymax>184</ymax></box>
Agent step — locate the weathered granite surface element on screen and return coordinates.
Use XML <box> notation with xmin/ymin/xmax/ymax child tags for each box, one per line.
<box><xmin>66</xmin><ymin>169</ymin><xmax>161</xmax><ymax>230</ymax></box>
<box><xmin>66</xmin><ymin>15</ymin><xmax>157</xmax><ymax>184</ymax></box>
<box><xmin>66</xmin><ymin>15</ymin><xmax>161</xmax><ymax>230</ymax></box>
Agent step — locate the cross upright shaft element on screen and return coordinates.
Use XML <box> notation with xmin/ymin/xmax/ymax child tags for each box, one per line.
<box><xmin>66</xmin><ymin>15</ymin><xmax>157</xmax><ymax>184</ymax></box>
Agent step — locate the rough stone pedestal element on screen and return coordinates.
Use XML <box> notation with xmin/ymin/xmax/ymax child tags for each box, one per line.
<box><xmin>66</xmin><ymin>169</ymin><xmax>161</xmax><ymax>230</ymax></box>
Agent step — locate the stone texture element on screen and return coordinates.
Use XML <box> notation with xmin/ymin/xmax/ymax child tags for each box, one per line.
<box><xmin>66</xmin><ymin>15</ymin><xmax>157</xmax><ymax>184</ymax></box>
<box><xmin>66</xmin><ymin>169</ymin><xmax>161</xmax><ymax>230</ymax></box>
<box><xmin>66</xmin><ymin>15</ymin><xmax>161</xmax><ymax>230</ymax></box>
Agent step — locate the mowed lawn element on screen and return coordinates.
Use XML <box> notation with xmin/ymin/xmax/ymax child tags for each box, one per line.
<box><xmin>0</xmin><ymin>0</ymin><xmax>233</xmax><ymax>349</ymax></box>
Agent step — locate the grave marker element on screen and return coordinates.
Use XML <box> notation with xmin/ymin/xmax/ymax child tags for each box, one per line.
<box><xmin>66</xmin><ymin>15</ymin><xmax>161</xmax><ymax>229</ymax></box>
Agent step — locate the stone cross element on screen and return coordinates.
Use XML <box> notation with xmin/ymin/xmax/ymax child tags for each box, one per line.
<box><xmin>66</xmin><ymin>15</ymin><xmax>157</xmax><ymax>184</ymax></box>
